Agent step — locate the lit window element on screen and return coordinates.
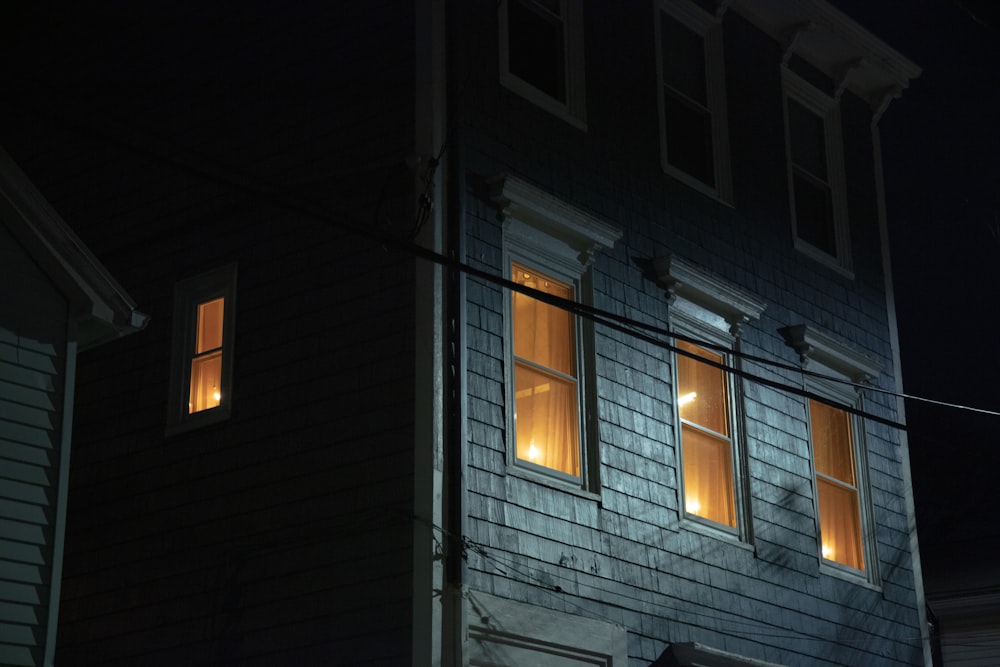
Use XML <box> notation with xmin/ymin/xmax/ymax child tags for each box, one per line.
<box><xmin>655</xmin><ymin>0</ymin><xmax>731</xmax><ymax>201</ymax></box>
<box><xmin>492</xmin><ymin>174</ymin><xmax>622</xmax><ymax>491</ymax></box>
<box><xmin>781</xmin><ymin>324</ymin><xmax>880</xmax><ymax>582</ymax></box>
<box><xmin>512</xmin><ymin>263</ymin><xmax>580</xmax><ymax>478</ymax></box>
<box><xmin>499</xmin><ymin>0</ymin><xmax>587</xmax><ymax>129</ymax></box>
<box><xmin>783</xmin><ymin>69</ymin><xmax>851</xmax><ymax>273</ymax></box>
<box><xmin>810</xmin><ymin>399</ymin><xmax>864</xmax><ymax>571</ymax></box>
<box><xmin>189</xmin><ymin>297</ymin><xmax>225</xmax><ymax>413</ymax></box>
<box><xmin>677</xmin><ymin>340</ymin><xmax>735</xmax><ymax>527</ymax></box>
<box><xmin>656</xmin><ymin>254</ymin><xmax>765</xmax><ymax>540</ymax></box>
<box><xmin>167</xmin><ymin>264</ymin><xmax>236</xmax><ymax>433</ymax></box>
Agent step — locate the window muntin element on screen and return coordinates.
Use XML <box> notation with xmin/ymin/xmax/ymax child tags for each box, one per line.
<box><xmin>677</xmin><ymin>340</ymin><xmax>736</xmax><ymax>528</ymax></box>
<box><xmin>810</xmin><ymin>398</ymin><xmax>865</xmax><ymax>571</ymax></box>
<box><xmin>655</xmin><ymin>0</ymin><xmax>731</xmax><ymax>201</ymax></box>
<box><xmin>499</xmin><ymin>0</ymin><xmax>586</xmax><ymax>129</ymax></box>
<box><xmin>512</xmin><ymin>262</ymin><xmax>581</xmax><ymax>478</ymax></box>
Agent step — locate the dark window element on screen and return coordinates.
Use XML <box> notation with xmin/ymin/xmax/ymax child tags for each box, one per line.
<box><xmin>509</xmin><ymin>0</ymin><xmax>566</xmax><ymax>103</ymax></box>
<box><xmin>788</xmin><ymin>99</ymin><xmax>836</xmax><ymax>255</ymax></box>
<box><xmin>661</xmin><ymin>12</ymin><xmax>714</xmax><ymax>187</ymax></box>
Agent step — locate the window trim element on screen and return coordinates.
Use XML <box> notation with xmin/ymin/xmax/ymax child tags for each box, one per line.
<box><xmin>781</xmin><ymin>324</ymin><xmax>881</xmax><ymax>585</ymax></box>
<box><xmin>499</xmin><ymin>0</ymin><xmax>588</xmax><ymax>130</ymax></box>
<box><xmin>491</xmin><ymin>174</ymin><xmax>621</xmax><ymax>491</ymax></box>
<box><xmin>782</xmin><ymin>68</ymin><xmax>852</xmax><ymax>276</ymax></box>
<box><xmin>656</xmin><ymin>255</ymin><xmax>765</xmax><ymax>542</ymax></box>
<box><xmin>166</xmin><ymin>264</ymin><xmax>237</xmax><ymax>434</ymax></box>
<box><xmin>654</xmin><ymin>0</ymin><xmax>733</xmax><ymax>203</ymax></box>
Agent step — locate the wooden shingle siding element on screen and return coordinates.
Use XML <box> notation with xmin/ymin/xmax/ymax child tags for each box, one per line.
<box><xmin>461</xmin><ymin>3</ymin><xmax>922</xmax><ymax>665</ymax></box>
<box><xmin>1</xmin><ymin>224</ymin><xmax>70</xmax><ymax>667</ymax></box>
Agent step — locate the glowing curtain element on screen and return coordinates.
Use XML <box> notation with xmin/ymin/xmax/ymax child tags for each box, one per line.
<box><xmin>512</xmin><ymin>263</ymin><xmax>579</xmax><ymax>477</ymax></box>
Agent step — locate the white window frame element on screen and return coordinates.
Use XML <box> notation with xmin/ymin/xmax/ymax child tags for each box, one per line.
<box><xmin>490</xmin><ymin>174</ymin><xmax>621</xmax><ymax>491</ymax></box>
<box><xmin>656</xmin><ymin>255</ymin><xmax>764</xmax><ymax>542</ymax></box>
<box><xmin>782</xmin><ymin>68</ymin><xmax>852</xmax><ymax>276</ymax></box>
<box><xmin>782</xmin><ymin>324</ymin><xmax>881</xmax><ymax>585</ymax></box>
<box><xmin>654</xmin><ymin>0</ymin><xmax>732</xmax><ymax>203</ymax></box>
<box><xmin>499</xmin><ymin>0</ymin><xmax>588</xmax><ymax>130</ymax></box>
<box><xmin>166</xmin><ymin>264</ymin><xmax>237</xmax><ymax>434</ymax></box>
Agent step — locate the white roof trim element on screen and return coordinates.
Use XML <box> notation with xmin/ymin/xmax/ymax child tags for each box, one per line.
<box><xmin>0</xmin><ymin>146</ymin><xmax>148</xmax><ymax>349</ymax></box>
<box><xmin>732</xmin><ymin>0</ymin><xmax>921</xmax><ymax>111</ymax></box>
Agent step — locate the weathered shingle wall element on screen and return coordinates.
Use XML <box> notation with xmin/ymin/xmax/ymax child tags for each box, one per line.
<box><xmin>461</xmin><ymin>5</ymin><xmax>921</xmax><ymax>666</ymax></box>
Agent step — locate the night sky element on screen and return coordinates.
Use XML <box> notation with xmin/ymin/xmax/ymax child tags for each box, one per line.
<box><xmin>834</xmin><ymin>0</ymin><xmax>1000</xmax><ymax>577</ymax></box>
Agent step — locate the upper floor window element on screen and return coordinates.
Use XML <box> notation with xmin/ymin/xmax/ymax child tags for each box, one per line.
<box><xmin>167</xmin><ymin>264</ymin><xmax>237</xmax><ymax>433</ymax></box>
<box><xmin>499</xmin><ymin>0</ymin><xmax>587</xmax><ymax>130</ymax></box>
<box><xmin>781</xmin><ymin>324</ymin><xmax>880</xmax><ymax>582</ymax></box>
<box><xmin>657</xmin><ymin>255</ymin><xmax>765</xmax><ymax>538</ymax></box>
<box><xmin>655</xmin><ymin>0</ymin><xmax>732</xmax><ymax>202</ymax></box>
<box><xmin>491</xmin><ymin>174</ymin><xmax>621</xmax><ymax>489</ymax></box>
<box><xmin>783</xmin><ymin>69</ymin><xmax>851</xmax><ymax>275</ymax></box>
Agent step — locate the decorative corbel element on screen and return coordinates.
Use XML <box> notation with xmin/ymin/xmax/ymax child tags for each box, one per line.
<box><xmin>782</xmin><ymin>21</ymin><xmax>815</xmax><ymax>65</ymax></box>
<box><xmin>834</xmin><ymin>57</ymin><xmax>865</xmax><ymax>100</ymax></box>
<box><xmin>872</xmin><ymin>84</ymin><xmax>903</xmax><ymax>125</ymax></box>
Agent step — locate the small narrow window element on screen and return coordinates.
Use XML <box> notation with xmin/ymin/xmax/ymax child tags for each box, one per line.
<box><xmin>677</xmin><ymin>340</ymin><xmax>735</xmax><ymax>527</ymax></box>
<box><xmin>189</xmin><ymin>297</ymin><xmax>225</xmax><ymax>413</ymax></box>
<box><xmin>167</xmin><ymin>264</ymin><xmax>236</xmax><ymax>433</ymax></box>
<box><xmin>512</xmin><ymin>262</ymin><xmax>580</xmax><ymax>478</ymax></box>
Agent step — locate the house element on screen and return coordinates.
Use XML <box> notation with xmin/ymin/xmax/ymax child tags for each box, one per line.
<box><xmin>0</xmin><ymin>147</ymin><xmax>146</xmax><ymax>666</ymax></box>
<box><xmin>0</xmin><ymin>0</ymin><xmax>927</xmax><ymax>664</ymax></box>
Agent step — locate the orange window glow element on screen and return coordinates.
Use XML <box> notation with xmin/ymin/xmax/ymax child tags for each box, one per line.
<box><xmin>189</xmin><ymin>297</ymin><xmax>224</xmax><ymax>413</ymax></box>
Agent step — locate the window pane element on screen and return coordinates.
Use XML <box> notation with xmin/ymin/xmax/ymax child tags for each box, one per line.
<box><xmin>664</xmin><ymin>93</ymin><xmax>714</xmax><ymax>187</ymax></box>
<box><xmin>677</xmin><ymin>340</ymin><xmax>728</xmax><ymax>436</ymax></box>
<box><xmin>190</xmin><ymin>351</ymin><xmax>222</xmax><ymax>413</ymax></box>
<box><xmin>788</xmin><ymin>99</ymin><xmax>827</xmax><ymax>180</ymax></box>
<box><xmin>818</xmin><ymin>478</ymin><xmax>864</xmax><ymax>570</ymax></box>
<box><xmin>810</xmin><ymin>399</ymin><xmax>855</xmax><ymax>484</ymax></box>
<box><xmin>196</xmin><ymin>297</ymin><xmax>225</xmax><ymax>353</ymax></box>
<box><xmin>509</xmin><ymin>0</ymin><xmax>566</xmax><ymax>102</ymax></box>
<box><xmin>682</xmin><ymin>424</ymin><xmax>735</xmax><ymax>527</ymax></box>
<box><xmin>515</xmin><ymin>362</ymin><xmax>580</xmax><ymax>477</ymax></box>
<box><xmin>661</xmin><ymin>13</ymin><xmax>706</xmax><ymax>105</ymax></box>
<box><xmin>512</xmin><ymin>264</ymin><xmax>575</xmax><ymax>376</ymax></box>
<box><xmin>793</xmin><ymin>172</ymin><xmax>836</xmax><ymax>255</ymax></box>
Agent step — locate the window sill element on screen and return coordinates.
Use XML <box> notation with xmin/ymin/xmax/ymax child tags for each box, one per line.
<box><xmin>500</xmin><ymin>74</ymin><xmax>588</xmax><ymax>132</ymax></box>
<box><xmin>662</xmin><ymin>162</ymin><xmax>734</xmax><ymax>208</ymax></box>
<box><xmin>820</xmin><ymin>559</ymin><xmax>881</xmax><ymax>591</ymax></box>
<box><xmin>165</xmin><ymin>405</ymin><xmax>231</xmax><ymax>436</ymax></box>
<box><xmin>681</xmin><ymin>514</ymin><xmax>754</xmax><ymax>551</ymax></box>
<box><xmin>506</xmin><ymin>464</ymin><xmax>601</xmax><ymax>503</ymax></box>
<box><xmin>794</xmin><ymin>236</ymin><xmax>855</xmax><ymax>280</ymax></box>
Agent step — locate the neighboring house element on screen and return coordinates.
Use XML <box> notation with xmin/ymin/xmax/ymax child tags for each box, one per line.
<box><xmin>0</xmin><ymin>1</ymin><xmax>928</xmax><ymax>665</ymax></box>
<box><xmin>0</xmin><ymin>147</ymin><xmax>146</xmax><ymax>666</ymax></box>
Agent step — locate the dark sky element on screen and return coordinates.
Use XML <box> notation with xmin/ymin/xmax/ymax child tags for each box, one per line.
<box><xmin>834</xmin><ymin>0</ymin><xmax>1000</xmax><ymax>565</ymax></box>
